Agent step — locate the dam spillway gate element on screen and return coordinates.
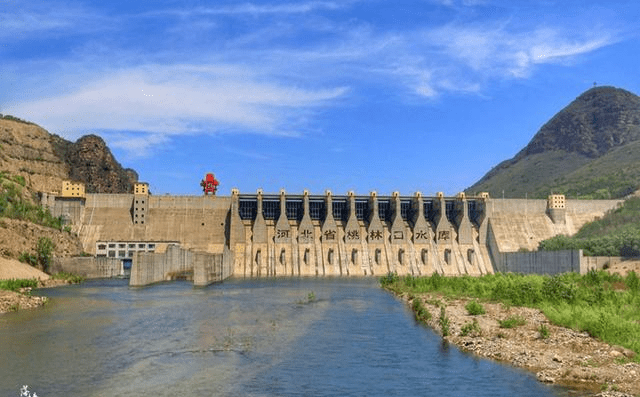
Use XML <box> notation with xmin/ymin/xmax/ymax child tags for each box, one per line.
<box><xmin>228</xmin><ymin>190</ymin><xmax>493</xmax><ymax>278</ymax></box>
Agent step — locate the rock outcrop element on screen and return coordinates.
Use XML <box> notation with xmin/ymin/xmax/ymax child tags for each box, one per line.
<box><xmin>0</xmin><ymin>116</ymin><xmax>137</xmax><ymax>194</ymax></box>
<box><xmin>51</xmin><ymin>134</ymin><xmax>138</xmax><ymax>194</ymax></box>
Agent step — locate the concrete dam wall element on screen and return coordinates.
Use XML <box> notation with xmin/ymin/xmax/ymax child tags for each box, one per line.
<box><xmin>46</xmin><ymin>188</ymin><xmax>623</xmax><ymax>284</ymax></box>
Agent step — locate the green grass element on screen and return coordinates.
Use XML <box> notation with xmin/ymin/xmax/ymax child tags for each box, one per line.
<box><xmin>499</xmin><ymin>315</ymin><xmax>526</xmax><ymax>328</ymax></box>
<box><xmin>0</xmin><ymin>175</ymin><xmax>64</xmax><ymax>230</ymax></box>
<box><xmin>0</xmin><ymin>278</ymin><xmax>39</xmax><ymax>292</ymax></box>
<box><xmin>465</xmin><ymin>300</ymin><xmax>486</xmax><ymax>315</ymax></box>
<box><xmin>538</xmin><ymin>324</ymin><xmax>550</xmax><ymax>339</ymax></box>
<box><xmin>460</xmin><ymin>319</ymin><xmax>481</xmax><ymax>336</ymax></box>
<box><xmin>50</xmin><ymin>272</ymin><xmax>85</xmax><ymax>283</ymax></box>
<box><xmin>411</xmin><ymin>298</ymin><xmax>432</xmax><ymax>323</ymax></box>
<box><xmin>380</xmin><ymin>270</ymin><xmax>640</xmax><ymax>361</ymax></box>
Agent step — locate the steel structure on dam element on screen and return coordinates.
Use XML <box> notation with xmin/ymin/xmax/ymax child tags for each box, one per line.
<box><xmin>44</xmin><ymin>182</ymin><xmax>623</xmax><ymax>284</ymax></box>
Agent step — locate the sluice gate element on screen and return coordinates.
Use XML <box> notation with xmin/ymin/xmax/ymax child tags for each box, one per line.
<box><xmin>227</xmin><ymin>190</ymin><xmax>493</xmax><ymax>278</ymax></box>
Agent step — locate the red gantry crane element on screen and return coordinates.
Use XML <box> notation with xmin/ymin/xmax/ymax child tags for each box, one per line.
<box><xmin>201</xmin><ymin>173</ymin><xmax>219</xmax><ymax>195</ymax></box>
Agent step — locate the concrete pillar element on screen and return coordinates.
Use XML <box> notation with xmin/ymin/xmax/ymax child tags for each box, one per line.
<box><xmin>434</xmin><ymin>192</ymin><xmax>454</xmax><ymax>243</ymax></box>
<box><xmin>298</xmin><ymin>190</ymin><xmax>318</xmax><ymax>275</ymax></box>
<box><xmin>412</xmin><ymin>192</ymin><xmax>434</xmax><ymax>275</ymax></box>
<box><xmin>321</xmin><ymin>190</ymin><xmax>340</xmax><ymax>275</ymax></box>
<box><xmin>367</xmin><ymin>191</ymin><xmax>386</xmax><ymax>275</ymax></box>
<box><xmin>390</xmin><ymin>191</ymin><xmax>408</xmax><ymax>245</ymax></box>
<box><xmin>251</xmin><ymin>189</ymin><xmax>268</xmax><ymax>277</ymax></box>
<box><xmin>455</xmin><ymin>192</ymin><xmax>474</xmax><ymax>245</ymax></box>
<box><xmin>228</xmin><ymin>188</ymin><xmax>243</xmax><ymax>276</ymax></box>
<box><xmin>274</xmin><ymin>189</ymin><xmax>292</xmax><ymax>276</ymax></box>
<box><xmin>343</xmin><ymin>191</ymin><xmax>361</xmax><ymax>275</ymax></box>
<box><xmin>476</xmin><ymin>192</ymin><xmax>491</xmax><ymax>244</ymax></box>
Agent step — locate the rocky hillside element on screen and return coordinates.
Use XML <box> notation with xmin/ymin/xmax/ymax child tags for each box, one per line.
<box><xmin>0</xmin><ymin>116</ymin><xmax>137</xmax><ymax>194</ymax></box>
<box><xmin>0</xmin><ymin>115</ymin><xmax>138</xmax><ymax>265</ymax></box>
<box><xmin>51</xmin><ymin>134</ymin><xmax>138</xmax><ymax>194</ymax></box>
<box><xmin>467</xmin><ymin>86</ymin><xmax>640</xmax><ymax>199</ymax></box>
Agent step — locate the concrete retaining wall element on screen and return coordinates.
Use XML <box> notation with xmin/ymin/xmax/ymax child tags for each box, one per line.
<box><xmin>495</xmin><ymin>250</ymin><xmax>582</xmax><ymax>275</ymax></box>
<box><xmin>131</xmin><ymin>245</ymin><xmax>231</xmax><ymax>287</ymax></box>
<box><xmin>52</xmin><ymin>257</ymin><xmax>123</xmax><ymax>278</ymax></box>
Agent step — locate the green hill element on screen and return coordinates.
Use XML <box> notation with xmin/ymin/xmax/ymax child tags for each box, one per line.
<box><xmin>467</xmin><ymin>86</ymin><xmax>640</xmax><ymax>199</ymax></box>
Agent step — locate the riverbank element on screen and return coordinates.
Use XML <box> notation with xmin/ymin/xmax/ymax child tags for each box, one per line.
<box><xmin>385</xmin><ymin>264</ymin><xmax>640</xmax><ymax>397</ymax></box>
<box><xmin>0</xmin><ymin>257</ymin><xmax>78</xmax><ymax>314</ymax></box>
<box><xmin>402</xmin><ymin>293</ymin><xmax>639</xmax><ymax>396</ymax></box>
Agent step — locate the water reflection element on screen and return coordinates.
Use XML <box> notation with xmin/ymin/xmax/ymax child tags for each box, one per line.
<box><xmin>0</xmin><ymin>278</ymin><xmax>573</xmax><ymax>396</ymax></box>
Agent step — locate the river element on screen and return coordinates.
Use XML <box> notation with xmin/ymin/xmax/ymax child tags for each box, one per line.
<box><xmin>0</xmin><ymin>278</ymin><xmax>575</xmax><ymax>396</ymax></box>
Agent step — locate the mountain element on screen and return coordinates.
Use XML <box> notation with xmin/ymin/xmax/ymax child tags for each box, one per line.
<box><xmin>466</xmin><ymin>86</ymin><xmax>640</xmax><ymax>199</ymax></box>
<box><xmin>0</xmin><ymin>115</ymin><xmax>137</xmax><ymax>194</ymax></box>
<box><xmin>0</xmin><ymin>115</ymin><xmax>138</xmax><ymax>264</ymax></box>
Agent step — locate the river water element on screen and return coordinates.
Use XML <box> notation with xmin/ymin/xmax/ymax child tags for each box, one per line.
<box><xmin>0</xmin><ymin>278</ymin><xmax>575</xmax><ymax>396</ymax></box>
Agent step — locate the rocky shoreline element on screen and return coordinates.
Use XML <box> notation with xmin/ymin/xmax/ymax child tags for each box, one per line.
<box><xmin>0</xmin><ymin>279</ymin><xmax>71</xmax><ymax>314</ymax></box>
<box><xmin>402</xmin><ymin>293</ymin><xmax>639</xmax><ymax>397</ymax></box>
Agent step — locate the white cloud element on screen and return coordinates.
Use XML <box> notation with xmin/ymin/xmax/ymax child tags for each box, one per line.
<box><xmin>423</xmin><ymin>23</ymin><xmax>615</xmax><ymax>81</ymax></box>
<box><xmin>146</xmin><ymin>1</ymin><xmax>346</xmax><ymax>18</ymax></box>
<box><xmin>6</xmin><ymin>64</ymin><xmax>348</xmax><ymax>140</ymax></box>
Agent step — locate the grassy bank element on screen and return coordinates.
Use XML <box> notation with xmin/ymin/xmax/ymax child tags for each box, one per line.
<box><xmin>381</xmin><ymin>271</ymin><xmax>640</xmax><ymax>361</ymax></box>
<box><xmin>0</xmin><ymin>278</ymin><xmax>39</xmax><ymax>292</ymax></box>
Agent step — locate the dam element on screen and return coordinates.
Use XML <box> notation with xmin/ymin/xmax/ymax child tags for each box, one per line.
<box><xmin>42</xmin><ymin>182</ymin><xmax>623</xmax><ymax>286</ymax></box>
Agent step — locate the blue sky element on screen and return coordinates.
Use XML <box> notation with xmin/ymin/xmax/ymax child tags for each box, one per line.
<box><xmin>2</xmin><ymin>0</ymin><xmax>640</xmax><ymax>196</ymax></box>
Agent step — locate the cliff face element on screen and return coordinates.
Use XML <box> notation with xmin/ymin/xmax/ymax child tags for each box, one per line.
<box><xmin>467</xmin><ymin>87</ymin><xmax>640</xmax><ymax>199</ymax></box>
<box><xmin>0</xmin><ymin>117</ymin><xmax>137</xmax><ymax>194</ymax></box>
<box><xmin>51</xmin><ymin>134</ymin><xmax>138</xmax><ymax>194</ymax></box>
<box><xmin>0</xmin><ymin>118</ymin><xmax>69</xmax><ymax>194</ymax></box>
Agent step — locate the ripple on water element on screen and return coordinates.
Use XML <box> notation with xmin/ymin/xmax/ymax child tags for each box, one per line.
<box><xmin>0</xmin><ymin>278</ymin><xmax>572</xmax><ymax>397</ymax></box>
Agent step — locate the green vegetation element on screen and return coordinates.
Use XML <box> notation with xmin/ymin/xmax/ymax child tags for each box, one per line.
<box><xmin>464</xmin><ymin>300</ymin><xmax>485</xmax><ymax>315</ymax></box>
<box><xmin>0</xmin><ymin>278</ymin><xmax>39</xmax><ymax>292</ymax></box>
<box><xmin>296</xmin><ymin>291</ymin><xmax>316</xmax><ymax>305</ymax></box>
<box><xmin>36</xmin><ymin>237</ymin><xmax>54</xmax><ymax>273</ymax></box>
<box><xmin>18</xmin><ymin>251</ymin><xmax>38</xmax><ymax>267</ymax></box>
<box><xmin>538</xmin><ymin>324</ymin><xmax>550</xmax><ymax>339</ymax></box>
<box><xmin>411</xmin><ymin>298</ymin><xmax>432</xmax><ymax>323</ymax></box>
<box><xmin>539</xmin><ymin>196</ymin><xmax>640</xmax><ymax>256</ymax></box>
<box><xmin>0</xmin><ymin>173</ymin><xmax>64</xmax><ymax>230</ymax></box>
<box><xmin>498</xmin><ymin>315</ymin><xmax>527</xmax><ymax>328</ymax></box>
<box><xmin>460</xmin><ymin>319</ymin><xmax>481</xmax><ymax>337</ymax></box>
<box><xmin>380</xmin><ymin>270</ymin><xmax>640</xmax><ymax>361</ymax></box>
<box><xmin>19</xmin><ymin>237</ymin><xmax>55</xmax><ymax>272</ymax></box>
<box><xmin>438</xmin><ymin>307</ymin><xmax>450</xmax><ymax>336</ymax></box>
<box><xmin>0</xmin><ymin>114</ymin><xmax>35</xmax><ymax>125</ymax></box>
<box><xmin>51</xmin><ymin>272</ymin><xmax>85</xmax><ymax>283</ymax></box>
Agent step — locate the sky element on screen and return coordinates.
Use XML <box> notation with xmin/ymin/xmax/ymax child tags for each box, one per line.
<box><xmin>2</xmin><ymin>0</ymin><xmax>640</xmax><ymax>196</ymax></box>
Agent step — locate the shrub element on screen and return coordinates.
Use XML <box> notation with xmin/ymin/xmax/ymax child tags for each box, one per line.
<box><xmin>460</xmin><ymin>319</ymin><xmax>481</xmax><ymax>337</ymax></box>
<box><xmin>18</xmin><ymin>251</ymin><xmax>38</xmax><ymax>267</ymax></box>
<box><xmin>439</xmin><ymin>307</ymin><xmax>450</xmax><ymax>336</ymax></box>
<box><xmin>36</xmin><ymin>237</ymin><xmax>55</xmax><ymax>272</ymax></box>
<box><xmin>380</xmin><ymin>271</ymin><xmax>399</xmax><ymax>287</ymax></box>
<box><xmin>412</xmin><ymin>298</ymin><xmax>432</xmax><ymax>322</ymax></box>
<box><xmin>465</xmin><ymin>300</ymin><xmax>486</xmax><ymax>315</ymax></box>
<box><xmin>499</xmin><ymin>315</ymin><xmax>526</xmax><ymax>328</ymax></box>
<box><xmin>538</xmin><ymin>324</ymin><xmax>550</xmax><ymax>339</ymax></box>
